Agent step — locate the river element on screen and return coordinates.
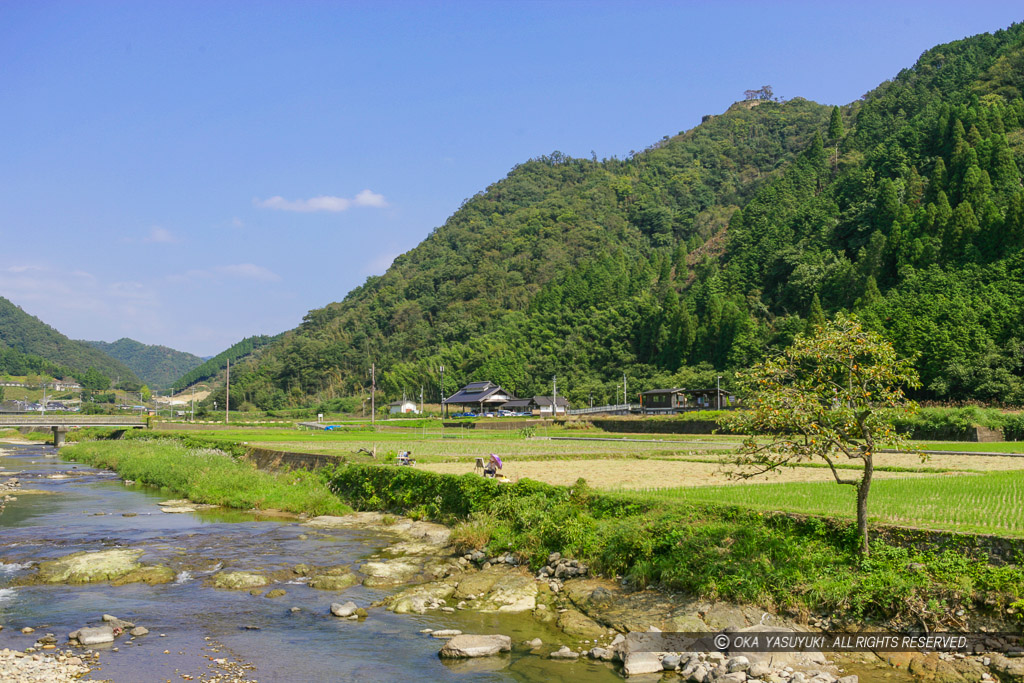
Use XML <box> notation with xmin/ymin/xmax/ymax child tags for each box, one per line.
<box><xmin>0</xmin><ymin>441</ymin><xmax>622</xmax><ymax>682</ymax></box>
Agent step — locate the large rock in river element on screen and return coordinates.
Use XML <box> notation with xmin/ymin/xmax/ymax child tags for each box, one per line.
<box><xmin>477</xmin><ymin>571</ymin><xmax>537</xmax><ymax>613</ymax></box>
<box><xmin>69</xmin><ymin>625</ymin><xmax>116</xmax><ymax>645</ymax></box>
<box><xmin>439</xmin><ymin>634</ymin><xmax>512</xmax><ymax>658</ymax></box>
<box><xmin>556</xmin><ymin>608</ymin><xmax>606</xmax><ymax>638</ymax></box>
<box><xmin>309</xmin><ymin>572</ymin><xmax>360</xmax><ymax>591</ymax></box>
<box><xmin>383</xmin><ymin>581</ymin><xmax>458</xmax><ymax>614</ymax></box>
<box><xmin>209</xmin><ymin>571</ymin><xmax>270</xmax><ymax>589</ymax></box>
<box><xmin>360</xmin><ymin>559</ymin><xmax>422</xmax><ymax>587</ymax></box>
<box><xmin>37</xmin><ymin>549</ymin><xmax>145</xmax><ymax>584</ymax></box>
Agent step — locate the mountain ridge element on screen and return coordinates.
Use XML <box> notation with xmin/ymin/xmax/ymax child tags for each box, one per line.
<box><xmin>83</xmin><ymin>338</ymin><xmax>203</xmax><ymax>391</ymax></box>
<box><xmin>214</xmin><ymin>22</ymin><xmax>1024</xmax><ymax>409</ymax></box>
<box><xmin>0</xmin><ymin>296</ymin><xmax>139</xmax><ymax>385</ymax></box>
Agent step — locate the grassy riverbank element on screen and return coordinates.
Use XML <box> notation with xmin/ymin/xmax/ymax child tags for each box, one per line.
<box><xmin>63</xmin><ymin>439</ymin><xmax>350</xmax><ymax>516</ymax></box>
<box><xmin>323</xmin><ymin>462</ymin><xmax>1024</xmax><ymax>629</ymax></box>
<box><xmin>56</xmin><ymin>433</ymin><xmax>1024</xmax><ymax>629</ymax></box>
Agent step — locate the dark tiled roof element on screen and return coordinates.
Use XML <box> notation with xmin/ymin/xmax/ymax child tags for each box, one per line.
<box><xmin>688</xmin><ymin>388</ymin><xmax>733</xmax><ymax>396</ymax></box>
<box><xmin>443</xmin><ymin>381</ymin><xmax>512</xmax><ymax>404</ymax></box>
<box><xmin>500</xmin><ymin>398</ymin><xmax>534</xmax><ymax>409</ymax></box>
<box><xmin>641</xmin><ymin>388</ymin><xmax>686</xmax><ymax>395</ymax></box>
<box><xmin>532</xmin><ymin>395</ymin><xmax>570</xmax><ymax>407</ymax></box>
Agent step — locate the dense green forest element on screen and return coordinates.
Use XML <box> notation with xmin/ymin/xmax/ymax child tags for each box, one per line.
<box><xmin>170</xmin><ymin>334</ymin><xmax>282</xmax><ymax>393</ymax></box>
<box><xmin>84</xmin><ymin>338</ymin><xmax>203</xmax><ymax>391</ymax></box>
<box><xmin>0</xmin><ymin>297</ymin><xmax>139</xmax><ymax>387</ymax></box>
<box><xmin>215</xmin><ymin>23</ymin><xmax>1024</xmax><ymax>410</ymax></box>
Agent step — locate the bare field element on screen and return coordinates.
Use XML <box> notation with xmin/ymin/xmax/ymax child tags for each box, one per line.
<box><xmin>416</xmin><ymin>458</ymin><xmax>935</xmax><ymax>490</ymax></box>
<box><xmin>256</xmin><ymin>435</ymin><xmax>734</xmax><ymax>461</ymax></box>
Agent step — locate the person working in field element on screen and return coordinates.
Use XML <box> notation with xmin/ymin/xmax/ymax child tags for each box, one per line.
<box><xmin>483</xmin><ymin>453</ymin><xmax>502</xmax><ymax>478</ymax></box>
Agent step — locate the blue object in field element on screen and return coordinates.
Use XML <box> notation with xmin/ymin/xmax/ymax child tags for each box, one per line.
<box><xmin>325</xmin><ymin>425</ymin><xmax>336</xmax><ymax>430</ymax></box>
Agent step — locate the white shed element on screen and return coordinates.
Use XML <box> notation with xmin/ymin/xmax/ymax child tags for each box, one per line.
<box><xmin>388</xmin><ymin>399</ymin><xmax>420</xmax><ymax>415</ymax></box>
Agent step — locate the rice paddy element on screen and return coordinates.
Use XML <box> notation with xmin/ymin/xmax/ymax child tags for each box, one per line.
<box><xmin>134</xmin><ymin>422</ymin><xmax>1024</xmax><ymax>537</ymax></box>
<box><xmin>630</xmin><ymin>469</ymin><xmax>1024</xmax><ymax>537</ymax></box>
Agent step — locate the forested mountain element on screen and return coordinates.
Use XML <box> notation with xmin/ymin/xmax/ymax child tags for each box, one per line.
<box><xmin>170</xmin><ymin>334</ymin><xmax>282</xmax><ymax>393</ymax></box>
<box><xmin>84</xmin><ymin>338</ymin><xmax>203</xmax><ymax>391</ymax></box>
<box><xmin>0</xmin><ymin>297</ymin><xmax>139</xmax><ymax>386</ymax></box>
<box><xmin>227</xmin><ymin>23</ymin><xmax>1024</xmax><ymax>409</ymax></box>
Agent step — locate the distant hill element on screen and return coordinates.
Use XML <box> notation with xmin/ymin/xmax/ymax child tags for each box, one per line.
<box><xmin>85</xmin><ymin>338</ymin><xmax>203</xmax><ymax>391</ymax></box>
<box><xmin>170</xmin><ymin>334</ymin><xmax>283</xmax><ymax>392</ymax></box>
<box><xmin>0</xmin><ymin>296</ymin><xmax>139</xmax><ymax>385</ymax></box>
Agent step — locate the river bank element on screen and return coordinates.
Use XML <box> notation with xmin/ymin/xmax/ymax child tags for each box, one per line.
<box><xmin>7</xmin><ymin>436</ymin><xmax>1024</xmax><ymax>681</ymax></box>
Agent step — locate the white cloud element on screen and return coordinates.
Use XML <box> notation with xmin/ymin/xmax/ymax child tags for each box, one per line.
<box><xmin>0</xmin><ymin>263</ymin><xmax>163</xmax><ymax>337</ymax></box>
<box><xmin>254</xmin><ymin>189</ymin><xmax>388</xmax><ymax>213</ymax></box>
<box><xmin>215</xmin><ymin>263</ymin><xmax>281</xmax><ymax>282</ymax></box>
<box><xmin>145</xmin><ymin>226</ymin><xmax>177</xmax><ymax>243</ymax></box>
<box><xmin>168</xmin><ymin>263</ymin><xmax>282</xmax><ymax>284</ymax></box>
<box><xmin>231</xmin><ymin>217</ymin><xmax>244</xmax><ymax>228</ymax></box>
<box><xmin>351</xmin><ymin>189</ymin><xmax>388</xmax><ymax>208</ymax></box>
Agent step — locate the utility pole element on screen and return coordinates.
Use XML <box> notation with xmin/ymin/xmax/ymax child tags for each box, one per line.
<box><xmin>438</xmin><ymin>364</ymin><xmax>445</xmax><ymax>417</ymax></box>
<box><xmin>225</xmin><ymin>358</ymin><xmax>230</xmax><ymax>424</ymax></box>
<box><xmin>717</xmin><ymin>375</ymin><xmax>722</xmax><ymax>410</ymax></box>
<box><xmin>191</xmin><ymin>385</ymin><xmax>195</xmax><ymax>422</ymax></box>
<box><xmin>552</xmin><ymin>375</ymin><xmax>557</xmax><ymax>418</ymax></box>
<box><xmin>623</xmin><ymin>373</ymin><xmax>627</xmax><ymax>406</ymax></box>
<box><xmin>419</xmin><ymin>386</ymin><xmax>423</xmax><ymax>415</ymax></box>
<box><xmin>370</xmin><ymin>363</ymin><xmax>376</xmax><ymax>428</ymax></box>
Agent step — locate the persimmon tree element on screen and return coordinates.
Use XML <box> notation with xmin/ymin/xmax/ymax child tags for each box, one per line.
<box><xmin>722</xmin><ymin>315</ymin><xmax>920</xmax><ymax>555</ymax></box>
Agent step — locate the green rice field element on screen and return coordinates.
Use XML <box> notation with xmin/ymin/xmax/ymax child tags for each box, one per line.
<box><xmin>632</xmin><ymin>469</ymin><xmax>1024</xmax><ymax>537</ymax></box>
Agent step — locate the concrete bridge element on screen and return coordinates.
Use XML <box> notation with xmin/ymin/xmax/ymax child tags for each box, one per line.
<box><xmin>0</xmin><ymin>415</ymin><xmax>148</xmax><ymax>446</ymax></box>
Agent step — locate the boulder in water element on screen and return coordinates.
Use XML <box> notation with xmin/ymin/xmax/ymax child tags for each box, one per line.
<box><xmin>438</xmin><ymin>634</ymin><xmax>511</xmax><ymax>658</ymax></box>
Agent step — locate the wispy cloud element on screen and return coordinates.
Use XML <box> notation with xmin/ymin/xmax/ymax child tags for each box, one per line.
<box><xmin>145</xmin><ymin>226</ymin><xmax>177</xmax><ymax>243</ymax></box>
<box><xmin>0</xmin><ymin>263</ymin><xmax>163</xmax><ymax>336</ymax></box>
<box><xmin>254</xmin><ymin>189</ymin><xmax>387</xmax><ymax>213</ymax></box>
<box><xmin>168</xmin><ymin>263</ymin><xmax>282</xmax><ymax>284</ymax></box>
<box><xmin>214</xmin><ymin>263</ymin><xmax>281</xmax><ymax>282</ymax></box>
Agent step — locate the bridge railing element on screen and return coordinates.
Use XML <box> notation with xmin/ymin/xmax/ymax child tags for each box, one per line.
<box><xmin>566</xmin><ymin>403</ymin><xmax>638</xmax><ymax>415</ymax></box>
<box><xmin>0</xmin><ymin>416</ymin><xmax>148</xmax><ymax>427</ymax></box>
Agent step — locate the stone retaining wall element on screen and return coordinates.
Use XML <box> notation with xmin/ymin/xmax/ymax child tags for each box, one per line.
<box><xmin>591</xmin><ymin>418</ymin><xmax>724</xmax><ymax>434</ymax></box>
<box><xmin>244</xmin><ymin>446</ymin><xmax>347</xmax><ymax>471</ymax></box>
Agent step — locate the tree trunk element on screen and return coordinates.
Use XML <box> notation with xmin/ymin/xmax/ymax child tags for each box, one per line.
<box><xmin>857</xmin><ymin>453</ymin><xmax>874</xmax><ymax>555</ymax></box>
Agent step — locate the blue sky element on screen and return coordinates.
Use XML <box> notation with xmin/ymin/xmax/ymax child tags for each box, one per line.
<box><xmin>1</xmin><ymin>1</ymin><xmax>1021</xmax><ymax>356</ymax></box>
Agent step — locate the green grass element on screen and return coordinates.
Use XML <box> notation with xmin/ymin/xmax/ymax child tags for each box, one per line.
<box><xmin>323</xmin><ymin>463</ymin><xmax>1024</xmax><ymax>628</ymax></box>
<box><xmin>62</xmin><ymin>439</ymin><xmax>351</xmax><ymax>516</ymax></box>
<box><xmin>631</xmin><ymin>470</ymin><xmax>1024</xmax><ymax>537</ymax></box>
<box><xmin>915</xmin><ymin>441</ymin><xmax>1024</xmax><ymax>453</ymax></box>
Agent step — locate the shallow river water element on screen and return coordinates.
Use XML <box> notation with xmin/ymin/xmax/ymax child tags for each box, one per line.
<box><xmin>0</xmin><ymin>442</ymin><xmax>623</xmax><ymax>682</ymax></box>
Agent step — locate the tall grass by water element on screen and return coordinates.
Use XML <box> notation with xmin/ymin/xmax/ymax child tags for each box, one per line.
<box><xmin>632</xmin><ymin>470</ymin><xmax>1024</xmax><ymax>537</ymax></box>
<box><xmin>63</xmin><ymin>439</ymin><xmax>350</xmax><ymax>516</ymax></box>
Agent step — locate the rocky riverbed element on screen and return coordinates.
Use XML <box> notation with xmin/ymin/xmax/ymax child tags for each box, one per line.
<box><xmin>1</xmin><ymin>442</ymin><xmax>1019</xmax><ymax>682</ymax></box>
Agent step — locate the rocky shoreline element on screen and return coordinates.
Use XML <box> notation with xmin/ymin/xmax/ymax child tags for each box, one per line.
<box><xmin>3</xmin><ymin>501</ymin><xmax>1022</xmax><ymax>682</ymax></box>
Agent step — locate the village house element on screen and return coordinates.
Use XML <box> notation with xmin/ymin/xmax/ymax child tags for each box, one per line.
<box><xmin>388</xmin><ymin>398</ymin><xmax>420</xmax><ymax>415</ymax></box>
<box><xmin>640</xmin><ymin>388</ymin><xmax>687</xmax><ymax>414</ymax></box>
<box><xmin>640</xmin><ymin>387</ymin><xmax>734</xmax><ymax>414</ymax></box>
<box><xmin>530</xmin><ymin>395</ymin><xmax>570</xmax><ymax>416</ymax></box>
<box><xmin>442</xmin><ymin>381</ymin><xmax>514</xmax><ymax>415</ymax></box>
